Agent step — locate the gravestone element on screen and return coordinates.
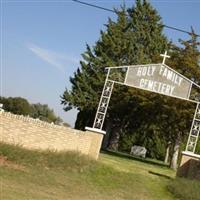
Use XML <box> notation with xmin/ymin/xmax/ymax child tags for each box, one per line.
<box><xmin>130</xmin><ymin>145</ymin><xmax>147</xmax><ymax>158</ymax></box>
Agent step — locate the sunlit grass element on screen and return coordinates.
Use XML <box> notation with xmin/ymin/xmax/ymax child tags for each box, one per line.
<box><xmin>1</xmin><ymin>142</ymin><xmax>196</xmax><ymax>200</ymax></box>
<box><xmin>168</xmin><ymin>177</ymin><xmax>200</xmax><ymax>200</ymax></box>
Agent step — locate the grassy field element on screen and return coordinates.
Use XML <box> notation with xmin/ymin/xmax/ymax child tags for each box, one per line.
<box><xmin>0</xmin><ymin>143</ymin><xmax>199</xmax><ymax>200</ymax></box>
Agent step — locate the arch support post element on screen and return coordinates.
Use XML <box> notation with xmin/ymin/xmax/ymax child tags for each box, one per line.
<box><xmin>85</xmin><ymin>69</ymin><xmax>114</xmax><ymax>159</ymax></box>
<box><xmin>177</xmin><ymin>102</ymin><xmax>200</xmax><ymax>180</ymax></box>
<box><xmin>185</xmin><ymin>102</ymin><xmax>200</xmax><ymax>153</ymax></box>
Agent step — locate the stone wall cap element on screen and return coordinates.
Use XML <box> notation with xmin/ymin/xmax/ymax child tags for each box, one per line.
<box><xmin>85</xmin><ymin>127</ymin><xmax>106</xmax><ymax>135</ymax></box>
<box><xmin>182</xmin><ymin>151</ymin><xmax>200</xmax><ymax>159</ymax></box>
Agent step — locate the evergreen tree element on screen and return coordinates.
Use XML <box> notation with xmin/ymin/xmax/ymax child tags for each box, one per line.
<box><xmin>61</xmin><ymin>5</ymin><xmax>132</xmax><ymax>130</ymax></box>
<box><xmin>127</xmin><ymin>0</ymin><xmax>168</xmax><ymax>63</ymax></box>
<box><xmin>61</xmin><ymin>0</ymin><xmax>168</xmax><ymax>148</ymax></box>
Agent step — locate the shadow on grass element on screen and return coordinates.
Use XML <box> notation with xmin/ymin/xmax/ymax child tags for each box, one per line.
<box><xmin>148</xmin><ymin>171</ymin><xmax>172</xmax><ymax>180</ymax></box>
<box><xmin>101</xmin><ymin>149</ymin><xmax>169</xmax><ymax>168</ymax></box>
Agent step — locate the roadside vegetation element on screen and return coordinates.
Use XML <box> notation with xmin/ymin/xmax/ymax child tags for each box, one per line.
<box><xmin>0</xmin><ymin>142</ymin><xmax>198</xmax><ymax>200</ymax></box>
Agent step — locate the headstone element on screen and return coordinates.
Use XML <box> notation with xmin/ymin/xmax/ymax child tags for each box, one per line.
<box><xmin>130</xmin><ymin>145</ymin><xmax>147</xmax><ymax>158</ymax></box>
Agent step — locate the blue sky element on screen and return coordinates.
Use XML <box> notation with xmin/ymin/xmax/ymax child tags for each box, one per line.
<box><xmin>1</xmin><ymin>0</ymin><xmax>200</xmax><ymax>127</ymax></box>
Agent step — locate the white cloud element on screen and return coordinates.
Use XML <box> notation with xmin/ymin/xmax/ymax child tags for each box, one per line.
<box><xmin>28</xmin><ymin>43</ymin><xmax>79</xmax><ymax>72</ymax></box>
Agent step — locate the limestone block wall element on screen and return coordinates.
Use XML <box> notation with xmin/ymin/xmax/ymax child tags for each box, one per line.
<box><xmin>0</xmin><ymin>111</ymin><xmax>103</xmax><ymax>159</ymax></box>
<box><xmin>177</xmin><ymin>152</ymin><xmax>200</xmax><ymax>180</ymax></box>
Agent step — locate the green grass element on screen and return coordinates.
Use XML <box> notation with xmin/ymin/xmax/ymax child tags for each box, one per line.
<box><xmin>0</xmin><ymin>142</ymin><xmax>95</xmax><ymax>171</ymax></box>
<box><xmin>168</xmin><ymin>177</ymin><xmax>200</xmax><ymax>200</ymax></box>
<box><xmin>0</xmin><ymin>142</ymin><xmax>197</xmax><ymax>200</ymax></box>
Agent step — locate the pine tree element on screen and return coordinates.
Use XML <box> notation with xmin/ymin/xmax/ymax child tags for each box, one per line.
<box><xmin>61</xmin><ymin>0</ymin><xmax>169</xmax><ymax>151</ymax></box>
<box><xmin>127</xmin><ymin>0</ymin><xmax>168</xmax><ymax>63</ymax></box>
<box><xmin>104</xmin><ymin>0</ymin><xmax>169</xmax><ymax>149</ymax></box>
<box><xmin>61</xmin><ymin>5</ymin><xmax>133</xmax><ymax>130</ymax></box>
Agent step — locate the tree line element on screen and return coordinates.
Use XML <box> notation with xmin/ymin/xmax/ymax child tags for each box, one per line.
<box><xmin>61</xmin><ymin>0</ymin><xmax>200</xmax><ymax>169</ymax></box>
<box><xmin>0</xmin><ymin>96</ymin><xmax>69</xmax><ymax>126</ymax></box>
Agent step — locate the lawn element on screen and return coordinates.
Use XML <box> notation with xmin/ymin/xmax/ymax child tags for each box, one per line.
<box><xmin>0</xmin><ymin>143</ymin><xmax>199</xmax><ymax>200</ymax></box>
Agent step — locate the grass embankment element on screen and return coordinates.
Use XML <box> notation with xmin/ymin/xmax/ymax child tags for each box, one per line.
<box><xmin>0</xmin><ymin>142</ymin><xmax>199</xmax><ymax>200</ymax></box>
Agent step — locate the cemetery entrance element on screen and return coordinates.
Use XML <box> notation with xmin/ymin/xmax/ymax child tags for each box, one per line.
<box><xmin>86</xmin><ymin>52</ymin><xmax>200</xmax><ymax>158</ymax></box>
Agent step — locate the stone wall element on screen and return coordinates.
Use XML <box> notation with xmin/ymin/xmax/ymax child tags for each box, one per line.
<box><xmin>0</xmin><ymin>111</ymin><xmax>103</xmax><ymax>159</ymax></box>
<box><xmin>177</xmin><ymin>151</ymin><xmax>200</xmax><ymax>180</ymax></box>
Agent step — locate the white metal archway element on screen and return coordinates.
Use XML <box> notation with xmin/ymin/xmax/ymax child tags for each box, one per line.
<box><xmin>89</xmin><ymin>52</ymin><xmax>200</xmax><ymax>154</ymax></box>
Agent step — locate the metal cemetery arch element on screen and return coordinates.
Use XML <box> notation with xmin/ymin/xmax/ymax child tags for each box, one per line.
<box><xmin>87</xmin><ymin>52</ymin><xmax>200</xmax><ymax>154</ymax></box>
